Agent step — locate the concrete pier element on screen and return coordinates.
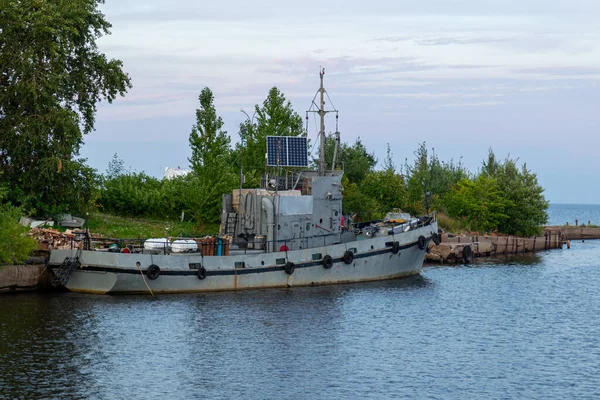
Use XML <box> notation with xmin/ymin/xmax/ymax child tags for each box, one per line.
<box><xmin>0</xmin><ymin>265</ymin><xmax>53</xmax><ymax>293</ymax></box>
<box><xmin>427</xmin><ymin>230</ymin><xmax>566</xmax><ymax>264</ymax></box>
<box><xmin>546</xmin><ymin>226</ymin><xmax>600</xmax><ymax>241</ymax></box>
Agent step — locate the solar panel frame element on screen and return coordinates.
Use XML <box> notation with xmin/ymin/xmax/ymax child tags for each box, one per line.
<box><xmin>266</xmin><ymin>136</ymin><xmax>308</xmax><ymax>167</ymax></box>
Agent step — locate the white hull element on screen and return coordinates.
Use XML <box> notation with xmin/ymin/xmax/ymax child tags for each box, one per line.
<box><xmin>49</xmin><ymin>224</ymin><xmax>437</xmax><ymax>294</ymax></box>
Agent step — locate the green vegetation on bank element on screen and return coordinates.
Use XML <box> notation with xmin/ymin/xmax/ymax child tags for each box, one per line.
<box><xmin>0</xmin><ymin>0</ymin><xmax>549</xmax><ymax>265</ymax></box>
<box><xmin>0</xmin><ymin>189</ymin><xmax>37</xmax><ymax>265</ymax></box>
<box><xmin>88</xmin><ymin>213</ymin><xmax>219</xmax><ymax>239</ymax></box>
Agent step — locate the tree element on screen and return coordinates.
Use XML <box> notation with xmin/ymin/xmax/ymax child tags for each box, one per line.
<box><xmin>188</xmin><ymin>87</ymin><xmax>236</xmax><ymax>223</ymax></box>
<box><xmin>241</xmin><ymin>87</ymin><xmax>304</xmax><ymax>185</ymax></box>
<box><xmin>493</xmin><ymin>157</ymin><xmax>549</xmax><ymax>236</ymax></box>
<box><xmin>404</xmin><ymin>142</ymin><xmax>467</xmax><ymax>214</ymax></box>
<box><xmin>0</xmin><ymin>186</ymin><xmax>37</xmax><ymax>265</ymax></box>
<box><xmin>320</xmin><ymin>135</ymin><xmax>377</xmax><ymax>184</ymax></box>
<box><xmin>189</xmin><ymin>88</ymin><xmax>232</xmax><ymax>173</ymax></box>
<box><xmin>445</xmin><ymin>175</ymin><xmax>508</xmax><ymax>233</ymax></box>
<box><xmin>383</xmin><ymin>143</ymin><xmax>396</xmax><ymax>173</ymax></box>
<box><xmin>359</xmin><ymin>170</ymin><xmax>407</xmax><ymax>217</ymax></box>
<box><xmin>0</xmin><ymin>0</ymin><xmax>132</xmax><ymax>215</ymax></box>
<box><xmin>105</xmin><ymin>153</ymin><xmax>126</xmax><ymax>180</ymax></box>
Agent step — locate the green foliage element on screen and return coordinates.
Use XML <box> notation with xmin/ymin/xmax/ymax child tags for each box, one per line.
<box><xmin>240</xmin><ymin>87</ymin><xmax>304</xmax><ymax>185</ymax></box>
<box><xmin>444</xmin><ymin>149</ymin><xmax>548</xmax><ymax>235</ymax></box>
<box><xmin>0</xmin><ymin>0</ymin><xmax>131</xmax><ymax>216</ymax></box>
<box><xmin>88</xmin><ymin>213</ymin><xmax>218</xmax><ymax>239</ymax></box>
<box><xmin>359</xmin><ymin>170</ymin><xmax>407</xmax><ymax>218</ymax></box>
<box><xmin>0</xmin><ymin>189</ymin><xmax>37</xmax><ymax>265</ymax></box>
<box><xmin>187</xmin><ymin>87</ymin><xmax>237</xmax><ymax>222</ymax></box>
<box><xmin>445</xmin><ymin>175</ymin><xmax>508</xmax><ymax>233</ymax></box>
<box><xmin>321</xmin><ymin>135</ymin><xmax>377</xmax><ymax>184</ymax></box>
<box><xmin>492</xmin><ymin>158</ymin><xmax>548</xmax><ymax>236</ymax></box>
<box><xmin>404</xmin><ymin>142</ymin><xmax>468</xmax><ymax>215</ymax></box>
<box><xmin>341</xmin><ymin>175</ymin><xmax>381</xmax><ymax>221</ymax></box>
<box><xmin>106</xmin><ymin>153</ymin><xmax>127</xmax><ymax>179</ymax></box>
<box><xmin>189</xmin><ymin>88</ymin><xmax>232</xmax><ymax>173</ymax></box>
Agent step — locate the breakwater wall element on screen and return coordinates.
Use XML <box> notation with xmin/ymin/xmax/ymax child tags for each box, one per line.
<box><xmin>546</xmin><ymin>226</ymin><xmax>600</xmax><ymax>241</ymax></box>
<box><xmin>0</xmin><ymin>265</ymin><xmax>53</xmax><ymax>294</ymax></box>
<box><xmin>427</xmin><ymin>230</ymin><xmax>566</xmax><ymax>264</ymax></box>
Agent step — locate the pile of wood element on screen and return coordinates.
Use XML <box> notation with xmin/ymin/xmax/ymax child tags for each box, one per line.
<box><xmin>28</xmin><ymin>228</ymin><xmax>86</xmax><ymax>250</ymax></box>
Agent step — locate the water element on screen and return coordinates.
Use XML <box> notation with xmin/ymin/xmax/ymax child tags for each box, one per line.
<box><xmin>2</xmin><ymin>207</ymin><xmax>600</xmax><ymax>399</ymax></box>
<box><xmin>548</xmin><ymin>203</ymin><xmax>600</xmax><ymax>226</ymax></box>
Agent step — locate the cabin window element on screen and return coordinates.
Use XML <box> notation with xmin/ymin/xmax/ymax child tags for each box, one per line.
<box><xmin>276</xmin><ymin>258</ymin><xmax>286</xmax><ymax>265</ymax></box>
<box><xmin>349</xmin><ymin>247</ymin><xmax>357</xmax><ymax>254</ymax></box>
<box><xmin>189</xmin><ymin>263</ymin><xmax>201</xmax><ymax>270</ymax></box>
<box><xmin>312</xmin><ymin>253</ymin><xmax>322</xmax><ymax>260</ymax></box>
<box><xmin>235</xmin><ymin>262</ymin><xmax>245</xmax><ymax>269</ymax></box>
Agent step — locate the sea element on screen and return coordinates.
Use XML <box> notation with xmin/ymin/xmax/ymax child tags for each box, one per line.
<box><xmin>1</xmin><ymin>204</ymin><xmax>600</xmax><ymax>399</ymax></box>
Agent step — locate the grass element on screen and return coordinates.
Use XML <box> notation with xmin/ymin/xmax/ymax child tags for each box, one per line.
<box><xmin>436</xmin><ymin>213</ymin><xmax>472</xmax><ymax>234</ymax></box>
<box><xmin>87</xmin><ymin>213</ymin><xmax>220</xmax><ymax>239</ymax></box>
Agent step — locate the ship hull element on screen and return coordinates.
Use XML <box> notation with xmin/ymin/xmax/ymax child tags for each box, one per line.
<box><xmin>49</xmin><ymin>223</ymin><xmax>437</xmax><ymax>294</ymax></box>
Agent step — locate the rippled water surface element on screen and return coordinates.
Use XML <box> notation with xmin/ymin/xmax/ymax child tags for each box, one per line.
<box><xmin>548</xmin><ymin>203</ymin><xmax>600</xmax><ymax>226</ymax></box>
<box><xmin>2</xmin><ymin>209</ymin><xmax>600</xmax><ymax>399</ymax></box>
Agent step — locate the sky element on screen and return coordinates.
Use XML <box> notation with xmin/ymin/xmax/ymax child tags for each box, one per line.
<box><xmin>81</xmin><ymin>0</ymin><xmax>600</xmax><ymax>204</ymax></box>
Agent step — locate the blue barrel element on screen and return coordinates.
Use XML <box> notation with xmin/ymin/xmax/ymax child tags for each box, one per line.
<box><xmin>216</xmin><ymin>237</ymin><xmax>223</xmax><ymax>256</ymax></box>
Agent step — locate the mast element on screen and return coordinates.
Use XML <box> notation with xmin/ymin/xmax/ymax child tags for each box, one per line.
<box><xmin>318</xmin><ymin>68</ymin><xmax>326</xmax><ymax>176</ymax></box>
<box><xmin>307</xmin><ymin>67</ymin><xmax>337</xmax><ymax>176</ymax></box>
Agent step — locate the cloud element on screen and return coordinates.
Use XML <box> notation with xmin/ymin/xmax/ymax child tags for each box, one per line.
<box><xmin>513</xmin><ymin>66</ymin><xmax>600</xmax><ymax>76</ymax></box>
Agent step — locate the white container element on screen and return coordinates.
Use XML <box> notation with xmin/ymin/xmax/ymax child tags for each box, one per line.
<box><xmin>144</xmin><ymin>238</ymin><xmax>171</xmax><ymax>251</ymax></box>
<box><xmin>171</xmin><ymin>239</ymin><xmax>198</xmax><ymax>253</ymax></box>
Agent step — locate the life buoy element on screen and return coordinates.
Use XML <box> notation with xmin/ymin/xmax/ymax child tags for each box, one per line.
<box><xmin>463</xmin><ymin>245</ymin><xmax>473</xmax><ymax>264</ymax></box>
<box><xmin>432</xmin><ymin>233</ymin><xmax>441</xmax><ymax>245</ymax></box>
<box><xmin>343</xmin><ymin>250</ymin><xmax>354</xmax><ymax>264</ymax></box>
<box><xmin>147</xmin><ymin>264</ymin><xmax>160</xmax><ymax>280</ymax></box>
<box><xmin>392</xmin><ymin>241</ymin><xmax>400</xmax><ymax>254</ymax></box>
<box><xmin>197</xmin><ymin>267</ymin><xmax>207</xmax><ymax>280</ymax></box>
<box><xmin>285</xmin><ymin>261</ymin><xmax>295</xmax><ymax>275</ymax></box>
<box><xmin>280</xmin><ymin>244</ymin><xmax>289</xmax><ymax>252</ymax></box>
<box><xmin>417</xmin><ymin>235</ymin><xmax>427</xmax><ymax>250</ymax></box>
<box><xmin>322</xmin><ymin>255</ymin><xmax>333</xmax><ymax>269</ymax></box>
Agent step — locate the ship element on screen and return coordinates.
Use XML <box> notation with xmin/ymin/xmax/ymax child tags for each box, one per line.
<box><xmin>48</xmin><ymin>69</ymin><xmax>439</xmax><ymax>294</ymax></box>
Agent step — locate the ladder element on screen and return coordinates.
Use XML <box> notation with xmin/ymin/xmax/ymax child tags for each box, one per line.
<box><xmin>224</xmin><ymin>212</ymin><xmax>238</xmax><ymax>236</ymax></box>
<box><xmin>51</xmin><ymin>256</ymin><xmax>81</xmax><ymax>287</ymax></box>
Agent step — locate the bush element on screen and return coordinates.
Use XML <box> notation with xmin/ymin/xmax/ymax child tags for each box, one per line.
<box><xmin>0</xmin><ymin>203</ymin><xmax>38</xmax><ymax>265</ymax></box>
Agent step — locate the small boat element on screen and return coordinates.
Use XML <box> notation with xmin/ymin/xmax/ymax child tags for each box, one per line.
<box><xmin>48</xmin><ymin>69</ymin><xmax>439</xmax><ymax>294</ymax></box>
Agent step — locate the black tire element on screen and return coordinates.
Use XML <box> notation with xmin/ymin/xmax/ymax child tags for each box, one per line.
<box><xmin>391</xmin><ymin>241</ymin><xmax>400</xmax><ymax>254</ymax></box>
<box><xmin>285</xmin><ymin>262</ymin><xmax>295</xmax><ymax>275</ymax></box>
<box><xmin>147</xmin><ymin>264</ymin><xmax>160</xmax><ymax>280</ymax></box>
<box><xmin>343</xmin><ymin>250</ymin><xmax>354</xmax><ymax>265</ymax></box>
<box><xmin>322</xmin><ymin>255</ymin><xmax>333</xmax><ymax>269</ymax></box>
<box><xmin>418</xmin><ymin>235</ymin><xmax>427</xmax><ymax>250</ymax></box>
<box><xmin>432</xmin><ymin>233</ymin><xmax>441</xmax><ymax>245</ymax></box>
<box><xmin>463</xmin><ymin>245</ymin><xmax>473</xmax><ymax>264</ymax></box>
<box><xmin>197</xmin><ymin>267</ymin><xmax>207</xmax><ymax>280</ymax></box>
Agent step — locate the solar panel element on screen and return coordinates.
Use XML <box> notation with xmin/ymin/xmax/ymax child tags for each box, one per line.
<box><xmin>287</xmin><ymin>137</ymin><xmax>308</xmax><ymax>167</ymax></box>
<box><xmin>266</xmin><ymin>136</ymin><xmax>308</xmax><ymax>167</ymax></box>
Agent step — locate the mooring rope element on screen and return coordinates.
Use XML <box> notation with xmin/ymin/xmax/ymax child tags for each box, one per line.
<box><xmin>136</xmin><ymin>262</ymin><xmax>155</xmax><ymax>298</ymax></box>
